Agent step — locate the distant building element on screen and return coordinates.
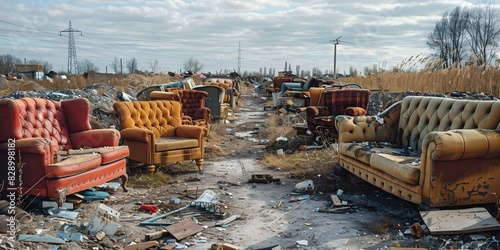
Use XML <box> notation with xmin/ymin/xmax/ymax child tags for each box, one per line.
<box><xmin>15</xmin><ymin>64</ymin><xmax>44</xmax><ymax>79</ymax></box>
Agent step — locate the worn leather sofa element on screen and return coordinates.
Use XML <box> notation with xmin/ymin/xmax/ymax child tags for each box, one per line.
<box><xmin>0</xmin><ymin>98</ymin><xmax>129</xmax><ymax>205</ymax></box>
<box><xmin>113</xmin><ymin>100</ymin><xmax>208</xmax><ymax>174</ymax></box>
<box><xmin>335</xmin><ymin>96</ymin><xmax>500</xmax><ymax>208</ymax></box>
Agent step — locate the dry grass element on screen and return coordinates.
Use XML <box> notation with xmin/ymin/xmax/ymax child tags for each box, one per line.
<box><xmin>204</xmin><ymin>121</ymin><xmax>229</xmax><ymax>159</ymax></box>
<box><xmin>258</xmin><ymin>148</ymin><xmax>337</xmax><ymax>178</ymax></box>
<box><xmin>343</xmin><ymin>63</ymin><xmax>500</xmax><ymax>97</ymax></box>
<box><xmin>261</xmin><ymin>113</ymin><xmax>296</xmax><ymax>147</ymax></box>
<box><xmin>128</xmin><ymin>170</ymin><xmax>173</xmax><ymax>188</ymax></box>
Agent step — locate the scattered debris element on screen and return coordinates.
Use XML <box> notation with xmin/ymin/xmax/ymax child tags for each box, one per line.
<box><xmin>248</xmin><ymin>174</ymin><xmax>280</xmax><ymax>183</ymax></box>
<box><xmin>211</xmin><ymin>242</ymin><xmax>241</xmax><ymax>250</ymax></box>
<box><xmin>296</xmin><ymin>239</ymin><xmax>308</xmax><ymax>246</ymax></box>
<box><xmin>215</xmin><ymin>215</ymin><xmax>240</xmax><ymax>227</ymax></box>
<box><xmin>164</xmin><ymin>219</ymin><xmax>203</xmax><ymax>241</ymax></box>
<box><xmin>85</xmin><ymin>204</ymin><xmax>120</xmax><ymax>236</ymax></box>
<box><xmin>139</xmin><ymin>204</ymin><xmax>159</xmax><ymax>213</ymax></box>
<box><xmin>17</xmin><ymin>234</ymin><xmax>66</xmax><ymax>245</ymax></box>
<box><xmin>56</xmin><ymin>231</ymin><xmax>84</xmax><ymax>242</ymax></box>
<box><xmin>420</xmin><ymin>207</ymin><xmax>500</xmax><ymax>235</ymax></box>
<box><xmin>123</xmin><ymin>240</ymin><xmax>160</xmax><ymax>250</ymax></box>
<box><xmin>294</xmin><ymin>180</ymin><xmax>314</xmax><ymax>192</ymax></box>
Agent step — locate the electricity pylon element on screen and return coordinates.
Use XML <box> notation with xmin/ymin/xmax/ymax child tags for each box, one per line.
<box><xmin>60</xmin><ymin>20</ymin><xmax>82</xmax><ymax>75</ymax></box>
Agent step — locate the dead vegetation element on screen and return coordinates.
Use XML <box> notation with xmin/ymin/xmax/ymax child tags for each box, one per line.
<box><xmin>343</xmin><ymin>60</ymin><xmax>500</xmax><ymax>97</ymax></box>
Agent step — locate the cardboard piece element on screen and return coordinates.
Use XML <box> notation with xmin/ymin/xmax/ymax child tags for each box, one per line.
<box><xmin>420</xmin><ymin>207</ymin><xmax>500</xmax><ymax>235</ymax></box>
<box><xmin>165</xmin><ymin>219</ymin><xmax>203</xmax><ymax>240</ymax></box>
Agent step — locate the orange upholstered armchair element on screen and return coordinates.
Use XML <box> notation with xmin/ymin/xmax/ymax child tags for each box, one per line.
<box><xmin>113</xmin><ymin>100</ymin><xmax>208</xmax><ymax>174</ymax></box>
<box><xmin>0</xmin><ymin>98</ymin><xmax>129</xmax><ymax>205</ymax></box>
<box><xmin>149</xmin><ymin>89</ymin><xmax>211</xmax><ymax>131</ymax></box>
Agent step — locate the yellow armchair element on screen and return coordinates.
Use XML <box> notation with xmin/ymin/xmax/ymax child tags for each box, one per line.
<box><xmin>113</xmin><ymin>100</ymin><xmax>208</xmax><ymax>175</ymax></box>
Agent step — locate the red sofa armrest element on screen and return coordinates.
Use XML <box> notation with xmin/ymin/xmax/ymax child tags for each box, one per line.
<box><xmin>194</xmin><ymin>108</ymin><xmax>211</xmax><ymax>122</ymax></box>
<box><xmin>70</xmin><ymin>129</ymin><xmax>120</xmax><ymax>149</ymax></box>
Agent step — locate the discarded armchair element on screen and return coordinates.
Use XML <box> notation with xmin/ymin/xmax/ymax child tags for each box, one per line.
<box><xmin>306</xmin><ymin>88</ymin><xmax>371</xmax><ymax>138</ymax></box>
<box><xmin>335</xmin><ymin>96</ymin><xmax>500</xmax><ymax>208</ymax></box>
<box><xmin>0</xmin><ymin>97</ymin><xmax>129</xmax><ymax>205</ymax></box>
<box><xmin>113</xmin><ymin>100</ymin><xmax>208</xmax><ymax>175</ymax></box>
<box><xmin>281</xmin><ymin>76</ymin><xmax>319</xmax><ymax>97</ymax></box>
<box><xmin>192</xmin><ymin>85</ymin><xmax>227</xmax><ymax>120</ymax></box>
<box><xmin>203</xmin><ymin>77</ymin><xmax>240</xmax><ymax>108</ymax></box>
<box><xmin>149</xmin><ymin>89</ymin><xmax>211</xmax><ymax>131</ymax></box>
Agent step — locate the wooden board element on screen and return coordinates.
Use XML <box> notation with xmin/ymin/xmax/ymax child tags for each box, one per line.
<box><xmin>420</xmin><ymin>207</ymin><xmax>500</xmax><ymax>235</ymax></box>
<box><xmin>165</xmin><ymin>219</ymin><xmax>204</xmax><ymax>240</ymax></box>
<box><xmin>330</xmin><ymin>195</ymin><xmax>343</xmax><ymax>207</ymax></box>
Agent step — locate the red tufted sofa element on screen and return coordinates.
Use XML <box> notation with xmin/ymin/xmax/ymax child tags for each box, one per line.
<box><xmin>0</xmin><ymin>98</ymin><xmax>129</xmax><ymax>205</ymax></box>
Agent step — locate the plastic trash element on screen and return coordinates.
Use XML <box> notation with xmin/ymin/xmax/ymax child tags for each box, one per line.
<box><xmin>295</xmin><ymin>180</ymin><xmax>314</xmax><ymax>192</ymax></box>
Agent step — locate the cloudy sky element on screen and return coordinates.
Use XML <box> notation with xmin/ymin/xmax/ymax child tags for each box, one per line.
<box><xmin>0</xmin><ymin>0</ymin><xmax>481</xmax><ymax>75</ymax></box>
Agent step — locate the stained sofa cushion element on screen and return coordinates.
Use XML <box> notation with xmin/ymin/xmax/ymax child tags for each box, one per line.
<box><xmin>370</xmin><ymin>153</ymin><xmax>420</xmax><ymax>185</ymax></box>
<box><xmin>338</xmin><ymin>143</ymin><xmax>372</xmax><ymax>164</ymax></box>
<box><xmin>155</xmin><ymin>137</ymin><xmax>199</xmax><ymax>152</ymax></box>
<box><xmin>60</xmin><ymin>146</ymin><xmax>129</xmax><ymax>165</ymax></box>
<box><xmin>46</xmin><ymin>154</ymin><xmax>102</xmax><ymax>178</ymax></box>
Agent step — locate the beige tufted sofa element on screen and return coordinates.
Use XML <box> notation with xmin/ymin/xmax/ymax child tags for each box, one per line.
<box><xmin>335</xmin><ymin>96</ymin><xmax>500</xmax><ymax>208</ymax></box>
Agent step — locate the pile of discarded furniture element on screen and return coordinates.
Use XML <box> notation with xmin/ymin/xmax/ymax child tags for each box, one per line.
<box><xmin>0</xmin><ymin>76</ymin><xmax>243</xmax><ymax>204</ymax></box>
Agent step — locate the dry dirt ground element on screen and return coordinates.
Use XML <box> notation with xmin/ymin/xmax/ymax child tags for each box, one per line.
<box><xmin>3</xmin><ymin>85</ymin><xmax>498</xmax><ymax>250</ymax></box>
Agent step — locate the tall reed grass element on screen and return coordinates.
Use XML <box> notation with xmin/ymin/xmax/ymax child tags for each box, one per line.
<box><xmin>343</xmin><ymin>57</ymin><xmax>499</xmax><ymax>97</ymax></box>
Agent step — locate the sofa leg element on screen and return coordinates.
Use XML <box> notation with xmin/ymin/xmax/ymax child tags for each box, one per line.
<box><xmin>55</xmin><ymin>188</ymin><xmax>68</xmax><ymax>208</ymax></box>
<box><xmin>146</xmin><ymin>165</ymin><xmax>156</xmax><ymax>175</ymax></box>
<box><xmin>120</xmin><ymin>174</ymin><xmax>129</xmax><ymax>192</ymax></box>
<box><xmin>196</xmin><ymin>159</ymin><xmax>204</xmax><ymax>172</ymax></box>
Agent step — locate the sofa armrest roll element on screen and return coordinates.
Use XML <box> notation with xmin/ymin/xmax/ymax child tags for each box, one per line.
<box><xmin>423</xmin><ymin>129</ymin><xmax>500</xmax><ymax>161</ymax></box>
<box><xmin>176</xmin><ymin>125</ymin><xmax>208</xmax><ymax>141</ymax></box>
<box><xmin>120</xmin><ymin>128</ymin><xmax>155</xmax><ymax>143</ymax></box>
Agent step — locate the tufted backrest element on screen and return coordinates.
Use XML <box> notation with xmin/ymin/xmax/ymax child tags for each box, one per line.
<box><xmin>0</xmin><ymin>98</ymin><xmax>92</xmax><ymax>152</ymax></box>
<box><xmin>170</xmin><ymin>89</ymin><xmax>207</xmax><ymax>117</ymax></box>
<box><xmin>113</xmin><ymin>100</ymin><xmax>182</xmax><ymax>138</ymax></box>
<box><xmin>323</xmin><ymin>89</ymin><xmax>371</xmax><ymax>115</ymax></box>
<box><xmin>204</xmin><ymin>78</ymin><xmax>234</xmax><ymax>88</ymax></box>
<box><xmin>398</xmin><ymin>96</ymin><xmax>500</xmax><ymax>151</ymax></box>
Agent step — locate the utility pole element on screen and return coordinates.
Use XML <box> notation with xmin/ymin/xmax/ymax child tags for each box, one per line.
<box><xmin>237</xmin><ymin>42</ymin><xmax>242</xmax><ymax>75</ymax></box>
<box><xmin>331</xmin><ymin>36</ymin><xmax>341</xmax><ymax>80</ymax></box>
<box><xmin>60</xmin><ymin>20</ymin><xmax>82</xmax><ymax>75</ymax></box>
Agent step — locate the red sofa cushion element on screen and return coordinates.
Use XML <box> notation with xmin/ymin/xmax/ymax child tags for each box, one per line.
<box><xmin>46</xmin><ymin>154</ymin><xmax>102</xmax><ymax>178</ymax></box>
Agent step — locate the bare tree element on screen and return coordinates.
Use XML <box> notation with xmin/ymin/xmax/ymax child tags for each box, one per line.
<box><xmin>127</xmin><ymin>58</ymin><xmax>138</xmax><ymax>74</ymax></box>
<box><xmin>111</xmin><ymin>57</ymin><xmax>120</xmax><ymax>74</ymax></box>
<box><xmin>0</xmin><ymin>54</ymin><xmax>22</xmax><ymax>75</ymax></box>
<box><xmin>427</xmin><ymin>6</ymin><xmax>469</xmax><ymax>68</ymax></box>
<box><xmin>149</xmin><ymin>59</ymin><xmax>160</xmax><ymax>73</ymax></box>
<box><xmin>183</xmin><ymin>57</ymin><xmax>203</xmax><ymax>73</ymax></box>
<box><xmin>466</xmin><ymin>2</ymin><xmax>500</xmax><ymax>67</ymax></box>
<box><xmin>78</xmin><ymin>59</ymin><xmax>99</xmax><ymax>73</ymax></box>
